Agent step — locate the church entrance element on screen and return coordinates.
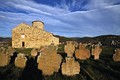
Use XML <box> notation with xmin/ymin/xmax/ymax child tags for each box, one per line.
<box><xmin>22</xmin><ymin>42</ymin><xmax>25</xmax><ymax>47</ymax></box>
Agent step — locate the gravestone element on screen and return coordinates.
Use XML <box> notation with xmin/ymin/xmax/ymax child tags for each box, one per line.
<box><xmin>75</xmin><ymin>43</ymin><xmax>90</xmax><ymax>60</ymax></box>
<box><xmin>64</xmin><ymin>41</ymin><xmax>76</xmax><ymax>57</ymax></box>
<box><xmin>0</xmin><ymin>47</ymin><xmax>10</xmax><ymax>67</ymax></box>
<box><xmin>31</xmin><ymin>48</ymin><xmax>38</xmax><ymax>57</ymax></box>
<box><xmin>92</xmin><ymin>45</ymin><xmax>102</xmax><ymax>59</ymax></box>
<box><xmin>6</xmin><ymin>46</ymin><xmax>15</xmax><ymax>56</ymax></box>
<box><xmin>15</xmin><ymin>53</ymin><xmax>27</xmax><ymax>68</ymax></box>
<box><xmin>113</xmin><ymin>48</ymin><xmax>120</xmax><ymax>61</ymax></box>
<box><xmin>37</xmin><ymin>45</ymin><xmax>62</xmax><ymax>76</ymax></box>
<box><xmin>0</xmin><ymin>47</ymin><xmax>6</xmax><ymax>54</ymax></box>
<box><xmin>61</xmin><ymin>57</ymin><xmax>80</xmax><ymax>76</ymax></box>
<box><xmin>0</xmin><ymin>53</ymin><xmax>10</xmax><ymax>67</ymax></box>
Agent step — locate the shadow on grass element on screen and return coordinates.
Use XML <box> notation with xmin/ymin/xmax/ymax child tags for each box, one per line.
<box><xmin>19</xmin><ymin>57</ymin><xmax>43</xmax><ymax>80</ymax></box>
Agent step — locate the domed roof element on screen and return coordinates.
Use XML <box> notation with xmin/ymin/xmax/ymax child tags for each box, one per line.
<box><xmin>32</xmin><ymin>20</ymin><xmax>44</xmax><ymax>24</ymax></box>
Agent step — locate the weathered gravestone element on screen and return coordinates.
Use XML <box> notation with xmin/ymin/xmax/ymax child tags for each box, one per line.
<box><xmin>92</xmin><ymin>45</ymin><xmax>102</xmax><ymax>59</ymax></box>
<box><xmin>61</xmin><ymin>57</ymin><xmax>80</xmax><ymax>76</ymax></box>
<box><xmin>0</xmin><ymin>54</ymin><xmax>10</xmax><ymax>67</ymax></box>
<box><xmin>15</xmin><ymin>53</ymin><xmax>27</xmax><ymax>68</ymax></box>
<box><xmin>64</xmin><ymin>41</ymin><xmax>76</xmax><ymax>57</ymax></box>
<box><xmin>0</xmin><ymin>47</ymin><xmax>10</xmax><ymax>67</ymax></box>
<box><xmin>31</xmin><ymin>48</ymin><xmax>38</xmax><ymax>57</ymax></box>
<box><xmin>75</xmin><ymin>43</ymin><xmax>90</xmax><ymax>60</ymax></box>
<box><xmin>62</xmin><ymin>41</ymin><xmax>80</xmax><ymax>76</ymax></box>
<box><xmin>37</xmin><ymin>45</ymin><xmax>62</xmax><ymax>76</ymax></box>
<box><xmin>113</xmin><ymin>48</ymin><xmax>120</xmax><ymax>61</ymax></box>
<box><xmin>6</xmin><ymin>46</ymin><xmax>15</xmax><ymax>56</ymax></box>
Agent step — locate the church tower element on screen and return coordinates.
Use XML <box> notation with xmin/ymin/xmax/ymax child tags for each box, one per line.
<box><xmin>32</xmin><ymin>20</ymin><xmax>44</xmax><ymax>30</ymax></box>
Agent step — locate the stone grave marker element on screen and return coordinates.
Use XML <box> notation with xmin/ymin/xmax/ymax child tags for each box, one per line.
<box><xmin>75</xmin><ymin>43</ymin><xmax>90</xmax><ymax>60</ymax></box>
<box><xmin>113</xmin><ymin>48</ymin><xmax>120</xmax><ymax>61</ymax></box>
<box><xmin>92</xmin><ymin>45</ymin><xmax>102</xmax><ymax>59</ymax></box>
<box><xmin>37</xmin><ymin>45</ymin><xmax>62</xmax><ymax>76</ymax></box>
<box><xmin>15</xmin><ymin>53</ymin><xmax>27</xmax><ymax>68</ymax></box>
<box><xmin>61</xmin><ymin>57</ymin><xmax>80</xmax><ymax>76</ymax></box>
<box><xmin>64</xmin><ymin>41</ymin><xmax>76</xmax><ymax>57</ymax></box>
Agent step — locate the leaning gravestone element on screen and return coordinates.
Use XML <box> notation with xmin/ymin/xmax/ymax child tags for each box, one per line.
<box><xmin>61</xmin><ymin>57</ymin><xmax>80</xmax><ymax>76</ymax></box>
<box><xmin>75</xmin><ymin>43</ymin><xmax>90</xmax><ymax>60</ymax></box>
<box><xmin>64</xmin><ymin>41</ymin><xmax>76</xmax><ymax>57</ymax></box>
<box><xmin>113</xmin><ymin>48</ymin><xmax>120</xmax><ymax>61</ymax></box>
<box><xmin>37</xmin><ymin>45</ymin><xmax>62</xmax><ymax>76</ymax></box>
<box><xmin>15</xmin><ymin>53</ymin><xmax>27</xmax><ymax>68</ymax></box>
<box><xmin>92</xmin><ymin>45</ymin><xmax>102</xmax><ymax>59</ymax></box>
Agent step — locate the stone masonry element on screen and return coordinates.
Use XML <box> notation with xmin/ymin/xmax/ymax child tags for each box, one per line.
<box><xmin>12</xmin><ymin>20</ymin><xmax>59</xmax><ymax>48</ymax></box>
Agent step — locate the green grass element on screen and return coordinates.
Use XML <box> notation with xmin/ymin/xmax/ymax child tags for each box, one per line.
<box><xmin>57</xmin><ymin>44</ymin><xmax>65</xmax><ymax>53</ymax></box>
<box><xmin>15</xmin><ymin>48</ymin><xmax>32</xmax><ymax>56</ymax></box>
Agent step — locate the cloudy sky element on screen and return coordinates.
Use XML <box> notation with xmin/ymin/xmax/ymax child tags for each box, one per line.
<box><xmin>0</xmin><ymin>0</ymin><xmax>120</xmax><ymax>37</ymax></box>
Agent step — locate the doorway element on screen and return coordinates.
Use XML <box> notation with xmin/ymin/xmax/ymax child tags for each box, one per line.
<box><xmin>22</xmin><ymin>42</ymin><xmax>25</xmax><ymax>47</ymax></box>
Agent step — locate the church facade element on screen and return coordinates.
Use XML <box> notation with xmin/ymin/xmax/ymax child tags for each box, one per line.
<box><xmin>12</xmin><ymin>20</ymin><xmax>59</xmax><ymax>48</ymax></box>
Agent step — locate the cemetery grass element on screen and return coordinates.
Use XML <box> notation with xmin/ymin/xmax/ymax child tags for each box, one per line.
<box><xmin>0</xmin><ymin>46</ymin><xmax>120</xmax><ymax>80</ymax></box>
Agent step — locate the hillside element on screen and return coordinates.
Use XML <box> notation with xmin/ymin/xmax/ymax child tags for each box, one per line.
<box><xmin>54</xmin><ymin>34</ymin><xmax>120</xmax><ymax>42</ymax></box>
<box><xmin>0</xmin><ymin>35</ymin><xmax>120</xmax><ymax>46</ymax></box>
<box><xmin>0</xmin><ymin>37</ymin><xmax>11</xmax><ymax>42</ymax></box>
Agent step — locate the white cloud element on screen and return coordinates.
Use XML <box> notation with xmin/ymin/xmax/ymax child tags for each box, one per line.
<box><xmin>0</xmin><ymin>0</ymin><xmax>120</xmax><ymax>37</ymax></box>
<box><xmin>5</xmin><ymin>0</ymin><xmax>70</xmax><ymax>16</ymax></box>
<box><xmin>83</xmin><ymin>0</ymin><xmax>120</xmax><ymax>10</ymax></box>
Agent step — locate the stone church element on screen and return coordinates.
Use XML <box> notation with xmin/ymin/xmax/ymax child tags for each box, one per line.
<box><xmin>12</xmin><ymin>20</ymin><xmax>59</xmax><ymax>48</ymax></box>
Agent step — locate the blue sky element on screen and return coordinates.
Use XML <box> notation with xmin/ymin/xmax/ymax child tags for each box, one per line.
<box><xmin>0</xmin><ymin>0</ymin><xmax>120</xmax><ymax>37</ymax></box>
